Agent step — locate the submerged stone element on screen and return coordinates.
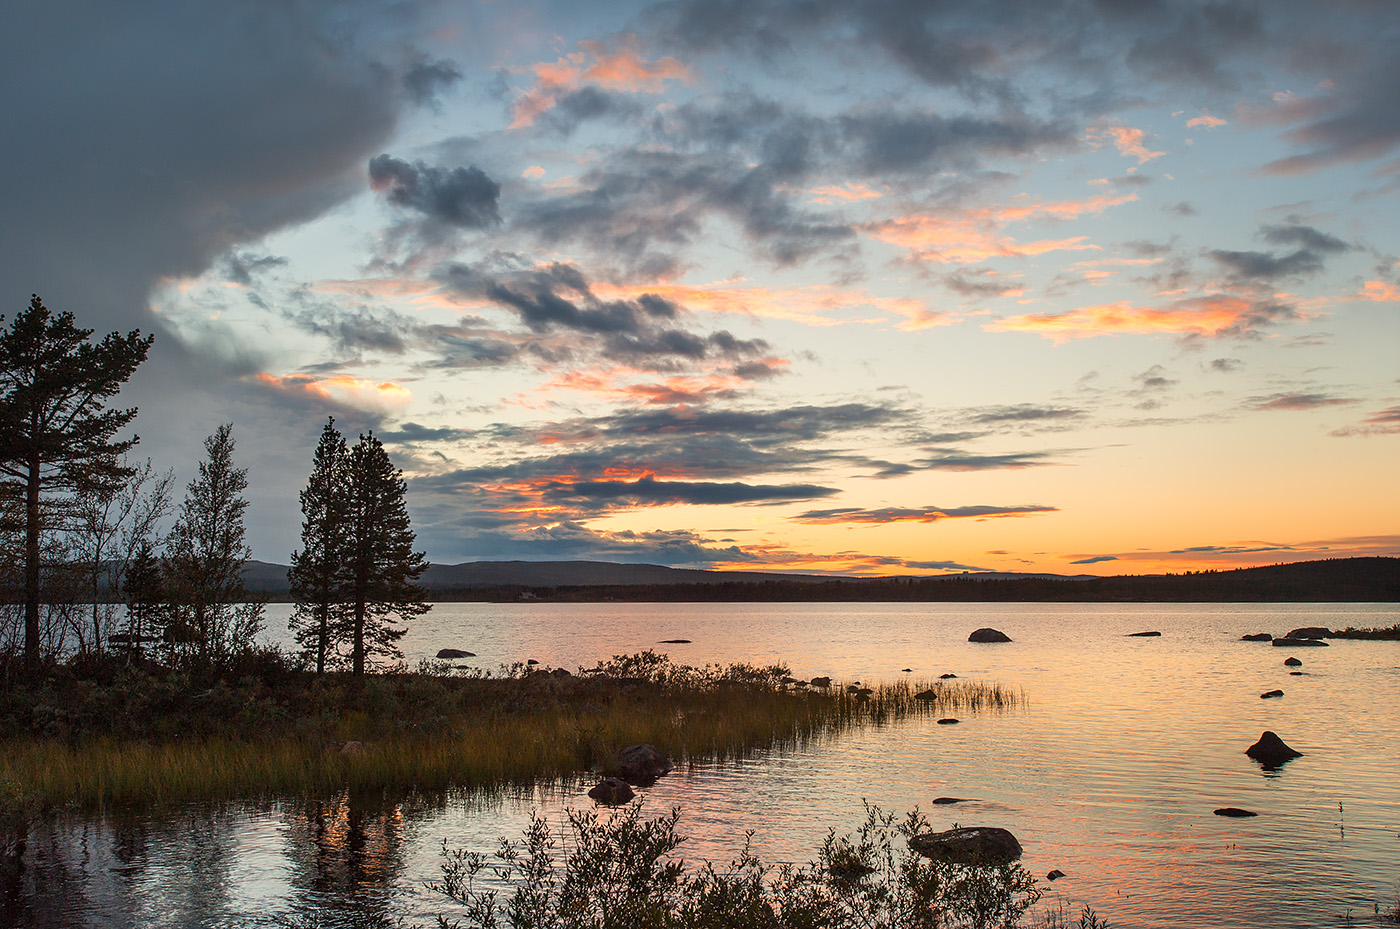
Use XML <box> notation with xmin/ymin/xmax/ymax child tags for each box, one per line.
<box><xmin>968</xmin><ymin>628</ymin><xmax>1012</xmax><ymax>643</ymax></box>
<box><xmin>1246</xmin><ymin>731</ymin><xmax>1302</xmax><ymax>767</ymax></box>
<box><xmin>909</xmin><ymin>826</ymin><xmax>1023</xmax><ymax>866</ymax></box>
<box><xmin>1214</xmin><ymin>807</ymin><xmax>1257</xmax><ymax>817</ymax></box>
<box><xmin>587</xmin><ymin>777</ymin><xmax>634</xmax><ymax>805</ymax></box>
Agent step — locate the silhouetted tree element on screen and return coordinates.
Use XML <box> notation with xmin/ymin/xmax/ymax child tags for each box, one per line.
<box><xmin>343</xmin><ymin>432</ymin><xmax>428</xmax><ymax>675</ymax></box>
<box><xmin>164</xmin><ymin>424</ymin><xmax>263</xmax><ymax>661</ymax></box>
<box><xmin>288</xmin><ymin>418</ymin><xmax>350</xmax><ymax>673</ymax></box>
<box><xmin>0</xmin><ymin>295</ymin><xmax>152</xmax><ymax>665</ymax></box>
<box><xmin>121</xmin><ymin>539</ymin><xmax>165</xmax><ymax>657</ymax></box>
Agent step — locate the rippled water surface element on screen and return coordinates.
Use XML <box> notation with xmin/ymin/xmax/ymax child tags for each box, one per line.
<box><xmin>9</xmin><ymin>602</ymin><xmax>1400</xmax><ymax>928</ymax></box>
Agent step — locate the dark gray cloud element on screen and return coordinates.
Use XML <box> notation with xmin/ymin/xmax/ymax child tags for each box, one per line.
<box><xmin>1260</xmin><ymin>222</ymin><xmax>1351</xmax><ymax>254</ymax></box>
<box><xmin>1071</xmin><ymin>554</ymin><xmax>1118</xmax><ymax>564</ymax></box>
<box><xmin>964</xmin><ymin>404</ymin><xmax>1085</xmax><ymax>425</ymax></box>
<box><xmin>543</xmin><ymin>475</ymin><xmax>837</xmax><ymax>507</ymax></box>
<box><xmin>1249</xmin><ymin>392</ymin><xmax>1356</xmax><ymax>411</ymax></box>
<box><xmin>369</xmin><ymin>155</ymin><xmax>502</xmax><ymax>228</ymax></box>
<box><xmin>915</xmin><ymin>449</ymin><xmax>1059</xmax><ymax>470</ymax></box>
<box><xmin>402</xmin><ymin>57</ymin><xmax>462</xmax><ymax>107</ymax></box>
<box><xmin>1208</xmin><ymin>248</ymin><xmax>1326</xmax><ymax>281</ymax></box>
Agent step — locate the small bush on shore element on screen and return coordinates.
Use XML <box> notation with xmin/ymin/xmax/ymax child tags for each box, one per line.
<box><xmin>430</xmin><ymin>802</ymin><xmax>1091</xmax><ymax>929</ymax></box>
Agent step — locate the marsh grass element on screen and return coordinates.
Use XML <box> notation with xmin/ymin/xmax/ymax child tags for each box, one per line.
<box><xmin>1328</xmin><ymin>624</ymin><xmax>1400</xmax><ymax>641</ymax></box>
<box><xmin>0</xmin><ymin>651</ymin><xmax>1020</xmax><ymax>810</ymax></box>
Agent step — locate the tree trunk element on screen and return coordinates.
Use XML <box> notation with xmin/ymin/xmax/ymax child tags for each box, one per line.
<box><xmin>24</xmin><ymin>455</ymin><xmax>41</xmax><ymax>668</ymax></box>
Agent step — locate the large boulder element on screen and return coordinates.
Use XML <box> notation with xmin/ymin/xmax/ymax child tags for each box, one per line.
<box><xmin>1271</xmin><ymin>637</ymin><xmax>1328</xmax><ymax>647</ymax></box>
<box><xmin>1286</xmin><ymin>626</ymin><xmax>1331</xmax><ymax>640</ymax></box>
<box><xmin>968</xmin><ymin>628</ymin><xmax>1012</xmax><ymax>643</ymax></box>
<box><xmin>587</xmin><ymin>778</ymin><xmax>635</xmax><ymax>805</ymax></box>
<box><xmin>1241</xmin><ymin>633</ymin><xmax>1272</xmax><ymax>642</ymax></box>
<box><xmin>616</xmin><ymin>744</ymin><xmax>673</xmax><ymax>785</ymax></box>
<box><xmin>436</xmin><ymin>648</ymin><xmax>476</xmax><ymax>659</ymax></box>
<box><xmin>909</xmin><ymin>826</ymin><xmax>1022</xmax><ymax>866</ymax></box>
<box><xmin>1246</xmin><ymin>731</ymin><xmax>1302</xmax><ymax>767</ymax></box>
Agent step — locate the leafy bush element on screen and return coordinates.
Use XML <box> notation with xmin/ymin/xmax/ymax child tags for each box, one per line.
<box><xmin>431</xmin><ymin>803</ymin><xmax>1048</xmax><ymax>929</ymax></box>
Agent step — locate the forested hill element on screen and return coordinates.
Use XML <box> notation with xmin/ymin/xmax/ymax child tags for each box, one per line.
<box><xmin>241</xmin><ymin>556</ymin><xmax>1400</xmax><ymax>602</ymax></box>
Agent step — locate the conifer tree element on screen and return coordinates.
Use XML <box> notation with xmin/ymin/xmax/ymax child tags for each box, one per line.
<box><xmin>343</xmin><ymin>432</ymin><xmax>428</xmax><ymax>675</ymax></box>
<box><xmin>0</xmin><ymin>295</ymin><xmax>152</xmax><ymax>665</ymax></box>
<box><xmin>288</xmin><ymin>417</ymin><xmax>350</xmax><ymax>673</ymax></box>
<box><xmin>165</xmin><ymin>424</ymin><xmax>263</xmax><ymax>661</ymax></box>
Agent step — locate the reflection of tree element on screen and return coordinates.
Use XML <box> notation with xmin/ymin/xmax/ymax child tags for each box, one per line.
<box><xmin>280</xmin><ymin>793</ymin><xmax>410</xmax><ymax>927</ymax></box>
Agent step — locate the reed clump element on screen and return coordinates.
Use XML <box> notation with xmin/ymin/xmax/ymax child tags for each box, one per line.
<box><xmin>1327</xmin><ymin>624</ymin><xmax>1400</xmax><ymax>640</ymax></box>
<box><xmin>0</xmin><ymin>650</ymin><xmax>1021</xmax><ymax>810</ymax></box>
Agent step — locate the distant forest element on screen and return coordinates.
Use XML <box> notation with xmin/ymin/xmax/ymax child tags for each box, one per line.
<box><xmin>377</xmin><ymin>557</ymin><xmax>1400</xmax><ymax>604</ymax></box>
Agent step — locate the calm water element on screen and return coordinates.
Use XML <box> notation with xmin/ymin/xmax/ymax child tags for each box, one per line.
<box><xmin>7</xmin><ymin>602</ymin><xmax>1399</xmax><ymax>928</ymax></box>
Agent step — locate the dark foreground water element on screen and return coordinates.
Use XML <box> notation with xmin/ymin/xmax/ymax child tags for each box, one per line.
<box><xmin>7</xmin><ymin>602</ymin><xmax>1399</xmax><ymax>928</ymax></box>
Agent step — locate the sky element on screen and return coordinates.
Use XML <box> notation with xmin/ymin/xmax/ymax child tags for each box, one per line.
<box><xmin>2</xmin><ymin>0</ymin><xmax>1397</xmax><ymax>576</ymax></box>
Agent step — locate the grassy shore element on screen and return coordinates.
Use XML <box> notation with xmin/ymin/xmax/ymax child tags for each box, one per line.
<box><xmin>1326</xmin><ymin>624</ymin><xmax>1400</xmax><ymax>640</ymax></box>
<box><xmin>0</xmin><ymin>650</ymin><xmax>1020</xmax><ymax>810</ymax></box>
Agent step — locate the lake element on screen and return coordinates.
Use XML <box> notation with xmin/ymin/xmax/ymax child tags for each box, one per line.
<box><xmin>7</xmin><ymin>601</ymin><xmax>1399</xmax><ymax>928</ymax></box>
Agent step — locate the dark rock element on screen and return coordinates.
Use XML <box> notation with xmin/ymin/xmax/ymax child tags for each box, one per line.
<box><xmin>527</xmin><ymin>659</ymin><xmax>539</xmax><ymax>665</ymax></box>
<box><xmin>1286</xmin><ymin>626</ymin><xmax>1331</xmax><ymax>640</ymax></box>
<box><xmin>855</xmin><ymin>687</ymin><xmax>874</xmax><ymax>697</ymax></box>
<box><xmin>846</xmin><ymin>685</ymin><xmax>862</xmax><ymax>693</ymax></box>
<box><xmin>436</xmin><ymin>648</ymin><xmax>476</xmax><ymax>659</ymax></box>
<box><xmin>901</xmin><ymin>668</ymin><xmax>913</xmax><ymax>672</ymax></box>
<box><xmin>1047</xmin><ymin>869</ymin><xmax>1066</xmax><ymax>881</ymax></box>
<box><xmin>968</xmin><ymin>628</ymin><xmax>1012</xmax><ymax>643</ymax></box>
<box><xmin>1245</xmin><ymin>731</ymin><xmax>1303</xmax><ymax>767</ymax></box>
<box><xmin>915</xmin><ymin>689</ymin><xmax>939</xmax><ymax>701</ymax></box>
<box><xmin>1288</xmin><ymin>671</ymin><xmax>1304</xmax><ymax>676</ymax></box>
<box><xmin>908</xmin><ymin>827</ymin><xmax>1023</xmax><ymax>866</ymax></box>
<box><xmin>1214</xmin><ymin>807</ymin><xmax>1257</xmax><ymax>817</ymax></box>
<box><xmin>937</xmin><ymin>717</ymin><xmax>960</xmax><ymax>725</ymax></box>
<box><xmin>1260</xmin><ymin>689</ymin><xmax>1284</xmax><ymax>699</ymax></box>
<box><xmin>940</xmin><ymin>673</ymin><xmax>958</xmax><ymax>679</ymax></box>
<box><xmin>1241</xmin><ymin>633</ymin><xmax>1273</xmax><ymax>642</ymax></box>
<box><xmin>551</xmin><ymin>668</ymin><xmax>572</xmax><ymax>678</ymax></box>
<box><xmin>659</xmin><ymin>639</ymin><xmax>692</xmax><ymax>644</ymax></box>
<box><xmin>1283</xmin><ymin>657</ymin><xmax>1302</xmax><ymax>666</ymax></box>
<box><xmin>1127</xmin><ymin>631</ymin><xmax>1161</xmax><ymax>637</ymax></box>
<box><xmin>932</xmin><ymin>797</ymin><xmax>972</xmax><ymax>805</ymax></box>
<box><xmin>810</xmin><ymin>676</ymin><xmax>831</xmax><ymax>688</ymax></box>
<box><xmin>617</xmin><ymin>744</ymin><xmax>673</xmax><ymax>785</ymax></box>
<box><xmin>587</xmin><ymin>778</ymin><xmax>634</xmax><ymax>805</ymax></box>
<box><xmin>1272</xmin><ymin>637</ymin><xmax>1328</xmax><ymax>647</ymax></box>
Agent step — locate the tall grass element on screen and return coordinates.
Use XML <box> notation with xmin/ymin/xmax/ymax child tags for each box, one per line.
<box><xmin>0</xmin><ymin>652</ymin><xmax>1022</xmax><ymax>810</ymax></box>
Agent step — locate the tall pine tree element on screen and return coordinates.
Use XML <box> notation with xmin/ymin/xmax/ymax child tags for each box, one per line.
<box><xmin>165</xmin><ymin>424</ymin><xmax>263</xmax><ymax>662</ymax></box>
<box><xmin>0</xmin><ymin>295</ymin><xmax>152</xmax><ymax>666</ymax></box>
<box><xmin>288</xmin><ymin>418</ymin><xmax>350</xmax><ymax>674</ymax></box>
<box><xmin>343</xmin><ymin>432</ymin><xmax>428</xmax><ymax>675</ymax></box>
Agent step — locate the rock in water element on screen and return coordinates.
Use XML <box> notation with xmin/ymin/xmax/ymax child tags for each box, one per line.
<box><xmin>909</xmin><ymin>827</ymin><xmax>1023</xmax><ymax>866</ymax></box>
<box><xmin>1214</xmin><ymin>807</ymin><xmax>1257</xmax><ymax>817</ymax></box>
<box><xmin>616</xmin><ymin>744</ymin><xmax>673</xmax><ymax>785</ymax></box>
<box><xmin>937</xmin><ymin>718</ymin><xmax>960</xmax><ymax>725</ymax></box>
<box><xmin>1260</xmin><ymin>689</ymin><xmax>1284</xmax><ymax>699</ymax></box>
<box><xmin>915</xmin><ymin>689</ymin><xmax>939</xmax><ymax>701</ymax></box>
<box><xmin>436</xmin><ymin>648</ymin><xmax>475</xmax><ymax>659</ymax></box>
<box><xmin>1241</xmin><ymin>633</ymin><xmax>1273</xmax><ymax>642</ymax></box>
<box><xmin>968</xmin><ymin>628</ymin><xmax>1012</xmax><ymax>643</ymax></box>
<box><xmin>932</xmin><ymin>797</ymin><xmax>972</xmax><ymax>805</ymax></box>
<box><xmin>1245</xmin><ymin>731</ymin><xmax>1302</xmax><ymax>767</ymax></box>
<box><xmin>939</xmin><ymin>673</ymin><xmax>958</xmax><ymax>679</ymax></box>
<box><xmin>587</xmin><ymin>778</ymin><xmax>634</xmax><ymax>805</ymax></box>
<box><xmin>1285</xmin><ymin>626</ymin><xmax>1331</xmax><ymax>640</ymax></box>
<box><xmin>658</xmin><ymin>639</ymin><xmax>691</xmax><ymax>644</ymax></box>
<box><xmin>810</xmin><ymin>676</ymin><xmax>831</xmax><ymax>688</ymax></box>
<box><xmin>1127</xmin><ymin>631</ymin><xmax>1161</xmax><ymax>637</ymax></box>
<box><xmin>1272</xmin><ymin>637</ymin><xmax>1328</xmax><ymax>647</ymax></box>
<box><xmin>1284</xmin><ymin>657</ymin><xmax>1302</xmax><ymax>667</ymax></box>
<box><xmin>1047</xmin><ymin>869</ymin><xmax>1066</xmax><ymax>881</ymax></box>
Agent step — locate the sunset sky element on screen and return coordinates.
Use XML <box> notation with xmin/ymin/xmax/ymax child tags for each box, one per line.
<box><xmin>3</xmin><ymin>0</ymin><xmax>1397</xmax><ymax>575</ymax></box>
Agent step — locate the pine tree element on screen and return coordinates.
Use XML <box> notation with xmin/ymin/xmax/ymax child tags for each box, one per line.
<box><xmin>165</xmin><ymin>424</ymin><xmax>263</xmax><ymax>661</ymax></box>
<box><xmin>0</xmin><ymin>295</ymin><xmax>152</xmax><ymax>665</ymax></box>
<box><xmin>288</xmin><ymin>418</ymin><xmax>350</xmax><ymax>673</ymax></box>
<box><xmin>343</xmin><ymin>432</ymin><xmax>428</xmax><ymax>675</ymax></box>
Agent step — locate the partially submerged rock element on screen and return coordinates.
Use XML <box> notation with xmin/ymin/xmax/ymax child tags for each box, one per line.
<box><xmin>1272</xmin><ymin>637</ymin><xmax>1328</xmax><ymax>647</ymax></box>
<box><xmin>617</xmin><ymin>743</ymin><xmax>674</xmax><ymax>785</ymax></box>
<box><xmin>1246</xmin><ymin>731</ymin><xmax>1302</xmax><ymax>767</ymax></box>
<box><xmin>909</xmin><ymin>826</ymin><xmax>1023</xmax><ymax>866</ymax></box>
<box><xmin>1214</xmin><ymin>807</ymin><xmax>1257</xmax><ymax>817</ymax></box>
<box><xmin>1047</xmin><ymin>869</ymin><xmax>1066</xmax><ymax>881</ymax></box>
<box><xmin>939</xmin><ymin>673</ymin><xmax>958</xmax><ymax>679</ymax></box>
<box><xmin>436</xmin><ymin>648</ymin><xmax>476</xmax><ymax>659</ymax></box>
<box><xmin>1284</xmin><ymin>657</ymin><xmax>1302</xmax><ymax>667</ymax></box>
<box><xmin>1241</xmin><ymin>633</ymin><xmax>1273</xmax><ymax>642</ymax></box>
<box><xmin>658</xmin><ymin>639</ymin><xmax>692</xmax><ymax>644</ymax></box>
<box><xmin>1260</xmin><ymin>689</ymin><xmax>1284</xmax><ymax>699</ymax></box>
<box><xmin>937</xmin><ymin>718</ymin><xmax>960</xmax><ymax>725</ymax></box>
<box><xmin>968</xmin><ymin>628</ymin><xmax>1012</xmax><ymax>643</ymax></box>
<box><xmin>915</xmin><ymin>689</ymin><xmax>939</xmax><ymax>701</ymax></box>
<box><xmin>1127</xmin><ymin>630</ymin><xmax>1161</xmax><ymax>637</ymax></box>
<box><xmin>932</xmin><ymin>797</ymin><xmax>972</xmax><ymax>805</ymax></box>
<box><xmin>587</xmin><ymin>778</ymin><xmax>634</xmax><ymax>805</ymax></box>
<box><xmin>810</xmin><ymin>676</ymin><xmax>832</xmax><ymax>688</ymax></box>
<box><xmin>1285</xmin><ymin>626</ymin><xmax>1331</xmax><ymax>640</ymax></box>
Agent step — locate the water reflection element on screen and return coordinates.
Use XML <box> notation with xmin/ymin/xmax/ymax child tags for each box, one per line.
<box><xmin>279</xmin><ymin>795</ymin><xmax>414</xmax><ymax>928</ymax></box>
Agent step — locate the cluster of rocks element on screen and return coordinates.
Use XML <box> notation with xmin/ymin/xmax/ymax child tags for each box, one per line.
<box><xmin>587</xmin><ymin>743</ymin><xmax>675</xmax><ymax>805</ymax></box>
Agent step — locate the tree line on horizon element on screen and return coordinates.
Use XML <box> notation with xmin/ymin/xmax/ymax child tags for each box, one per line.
<box><xmin>0</xmin><ymin>295</ymin><xmax>429</xmax><ymax>675</ymax></box>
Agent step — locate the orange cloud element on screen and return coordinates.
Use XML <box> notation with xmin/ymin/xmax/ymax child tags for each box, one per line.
<box><xmin>791</xmin><ymin>504</ymin><xmax>1056</xmax><ymax>525</ymax></box>
<box><xmin>986</xmin><ymin>295</ymin><xmax>1280</xmax><ymax>342</ymax></box>
<box><xmin>255</xmin><ymin>372</ymin><xmax>412</xmax><ymax>408</ymax></box>
<box><xmin>1358</xmin><ymin>280</ymin><xmax>1400</xmax><ymax>302</ymax></box>
<box><xmin>510</xmin><ymin>36</ymin><xmax>695</xmax><ymax>129</ymax></box>
<box><xmin>589</xmin><ymin>280</ymin><xmax>931</xmax><ymax>328</ymax></box>
<box><xmin>807</xmin><ymin>182</ymin><xmax>883</xmax><ymax>204</ymax></box>
<box><xmin>868</xmin><ymin>214</ymin><xmax>1098</xmax><ymax>264</ymax></box>
<box><xmin>1186</xmin><ymin>114</ymin><xmax>1228</xmax><ymax>129</ymax></box>
<box><xmin>1087</xmin><ymin>124</ymin><xmax>1164</xmax><ymax>163</ymax></box>
<box><xmin>543</xmin><ymin>367</ymin><xmax>766</xmax><ymax>405</ymax></box>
